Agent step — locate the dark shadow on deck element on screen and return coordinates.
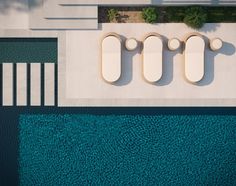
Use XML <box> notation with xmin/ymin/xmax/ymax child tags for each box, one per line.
<box><xmin>0</xmin><ymin>0</ymin><xmax>45</xmax><ymax>13</ymax></box>
<box><xmin>197</xmin><ymin>41</ymin><xmax>235</xmax><ymax>86</ymax></box>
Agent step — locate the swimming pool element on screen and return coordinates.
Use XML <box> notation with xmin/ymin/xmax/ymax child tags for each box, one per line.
<box><xmin>0</xmin><ymin>38</ymin><xmax>57</xmax><ymax>63</ymax></box>
<box><xmin>17</xmin><ymin>111</ymin><xmax>236</xmax><ymax>185</ymax></box>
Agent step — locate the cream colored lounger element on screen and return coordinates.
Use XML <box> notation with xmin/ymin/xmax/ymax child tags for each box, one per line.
<box><xmin>101</xmin><ymin>33</ymin><xmax>121</xmax><ymax>83</ymax></box>
<box><xmin>185</xmin><ymin>35</ymin><xmax>205</xmax><ymax>83</ymax></box>
<box><xmin>143</xmin><ymin>33</ymin><xmax>163</xmax><ymax>83</ymax></box>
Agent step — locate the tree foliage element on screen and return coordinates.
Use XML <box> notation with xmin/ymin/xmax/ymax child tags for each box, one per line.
<box><xmin>184</xmin><ymin>6</ymin><xmax>207</xmax><ymax>29</ymax></box>
<box><xmin>108</xmin><ymin>8</ymin><xmax>119</xmax><ymax>22</ymax></box>
<box><xmin>142</xmin><ymin>7</ymin><xmax>158</xmax><ymax>23</ymax></box>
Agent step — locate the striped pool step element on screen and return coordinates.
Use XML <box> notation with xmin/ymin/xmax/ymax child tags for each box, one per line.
<box><xmin>16</xmin><ymin>63</ymin><xmax>27</xmax><ymax>106</ymax></box>
<box><xmin>2</xmin><ymin>63</ymin><xmax>13</xmax><ymax>106</ymax></box>
<box><xmin>30</xmin><ymin>63</ymin><xmax>41</xmax><ymax>106</ymax></box>
<box><xmin>44</xmin><ymin>63</ymin><xmax>55</xmax><ymax>106</ymax></box>
<box><xmin>1</xmin><ymin>63</ymin><xmax>56</xmax><ymax>107</ymax></box>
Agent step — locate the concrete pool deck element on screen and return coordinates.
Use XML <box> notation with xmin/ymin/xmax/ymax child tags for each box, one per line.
<box><xmin>58</xmin><ymin>23</ymin><xmax>236</xmax><ymax>106</ymax></box>
<box><xmin>0</xmin><ymin>0</ymin><xmax>236</xmax><ymax>106</ymax></box>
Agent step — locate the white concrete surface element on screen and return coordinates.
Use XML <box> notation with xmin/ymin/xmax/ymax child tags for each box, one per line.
<box><xmin>2</xmin><ymin>63</ymin><xmax>13</xmax><ymax>106</ymax></box>
<box><xmin>16</xmin><ymin>63</ymin><xmax>27</xmax><ymax>106</ymax></box>
<box><xmin>30</xmin><ymin>63</ymin><xmax>41</xmax><ymax>106</ymax></box>
<box><xmin>44</xmin><ymin>63</ymin><xmax>55</xmax><ymax>106</ymax></box>
<box><xmin>58</xmin><ymin>23</ymin><xmax>236</xmax><ymax>106</ymax></box>
<box><xmin>30</xmin><ymin>18</ymin><xmax>98</xmax><ymax>30</ymax></box>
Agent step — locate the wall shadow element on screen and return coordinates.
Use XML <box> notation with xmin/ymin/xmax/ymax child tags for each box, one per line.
<box><xmin>200</xmin><ymin>23</ymin><xmax>221</xmax><ymax>33</ymax></box>
<box><xmin>220</xmin><ymin>41</ymin><xmax>236</xmax><ymax>56</ymax></box>
<box><xmin>155</xmin><ymin>36</ymin><xmax>182</xmax><ymax>86</ymax></box>
<box><xmin>197</xmin><ymin>48</ymin><xmax>216</xmax><ymax>86</ymax></box>
<box><xmin>197</xmin><ymin>41</ymin><xmax>235</xmax><ymax>86</ymax></box>
<box><xmin>115</xmin><ymin>36</ymin><xmax>140</xmax><ymax>86</ymax></box>
<box><xmin>151</xmin><ymin>0</ymin><xmax>164</xmax><ymax>4</ymax></box>
<box><xmin>155</xmin><ymin>49</ymin><xmax>180</xmax><ymax>86</ymax></box>
<box><xmin>97</xmin><ymin>23</ymin><xmax>103</xmax><ymax>31</ymax></box>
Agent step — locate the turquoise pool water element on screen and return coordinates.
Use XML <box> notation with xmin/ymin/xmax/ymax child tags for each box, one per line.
<box><xmin>0</xmin><ymin>38</ymin><xmax>57</xmax><ymax>63</ymax></box>
<box><xmin>19</xmin><ymin>114</ymin><xmax>236</xmax><ymax>185</ymax></box>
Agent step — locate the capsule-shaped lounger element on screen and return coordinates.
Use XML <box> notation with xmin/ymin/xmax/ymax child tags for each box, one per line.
<box><xmin>101</xmin><ymin>33</ymin><xmax>121</xmax><ymax>83</ymax></box>
<box><xmin>143</xmin><ymin>33</ymin><xmax>163</xmax><ymax>83</ymax></box>
<box><xmin>185</xmin><ymin>34</ymin><xmax>205</xmax><ymax>83</ymax></box>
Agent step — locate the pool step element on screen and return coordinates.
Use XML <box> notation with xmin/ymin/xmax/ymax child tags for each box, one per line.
<box><xmin>1</xmin><ymin>63</ymin><xmax>56</xmax><ymax>107</ymax></box>
<box><xmin>44</xmin><ymin>63</ymin><xmax>55</xmax><ymax>106</ymax></box>
<box><xmin>30</xmin><ymin>17</ymin><xmax>98</xmax><ymax>30</ymax></box>
<box><xmin>2</xmin><ymin>63</ymin><xmax>13</xmax><ymax>106</ymax></box>
<box><xmin>29</xmin><ymin>0</ymin><xmax>98</xmax><ymax>30</ymax></box>
<box><xmin>44</xmin><ymin>2</ymin><xmax>98</xmax><ymax>19</ymax></box>
<box><xmin>16</xmin><ymin>63</ymin><xmax>27</xmax><ymax>106</ymax></box>
<box><xmin>30</xmin><ymin>0</ymin><xmax>236</xmax><ymax>30</ymax></box>
<box><xmin>30</xmin><ymin>63</ymin><xmax>41</xmax><ymax>106</ymax></box>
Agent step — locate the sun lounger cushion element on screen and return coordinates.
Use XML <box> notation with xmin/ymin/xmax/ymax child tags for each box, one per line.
<box><xmin>102</xmin><ymin>35</ymin><xmax>121</xmax><ymax>83</ymax></box>
<box><xmin>185</xmin><ymin>35</ymin><xmax>205</xmax><ymax>83</ymax></box>
<box><xmin>143</xmin><ymin>35</ymin><xmax>163</xmax><ymax>83</ymax></box>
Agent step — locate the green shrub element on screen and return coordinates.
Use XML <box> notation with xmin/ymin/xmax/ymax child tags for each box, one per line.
<box><xmin>107</xmin><ymin>8</ymin><xmax>119</xmax><ymax>22</ymax></box>
<box><xmin>142</xmin><ymin>7</ymin><xmax>158</xmax><ymax>23</ymax></box>
<box><xmin>183</xmin><ymin>6</ymin><xmax>207</xmax><ymax>29</ymax></box>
